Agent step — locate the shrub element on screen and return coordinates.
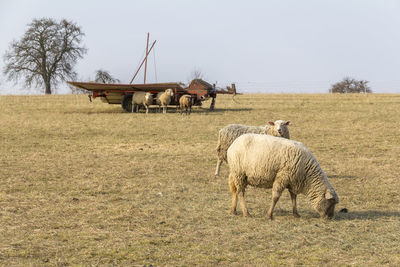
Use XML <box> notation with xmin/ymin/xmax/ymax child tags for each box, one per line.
<box><xmin>330</xmin><ymin>77</ymin><xmax>372</xmax><ymax>93</ymax></box>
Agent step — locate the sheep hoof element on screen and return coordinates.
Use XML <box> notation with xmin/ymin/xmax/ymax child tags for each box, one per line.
<box><xmin>266</xmin><ymin>214</ymin><xmax>273</xmax><ymax>220</ymax></box>
<box><xmin>243</xmin><ymin>212</ymin><xmax>251</xmax><ymax>217</ymax></box>
<box><xmin>230</xmin><ymin>210</ymin><xmax>238</xmax><ymax>215</ymax></box>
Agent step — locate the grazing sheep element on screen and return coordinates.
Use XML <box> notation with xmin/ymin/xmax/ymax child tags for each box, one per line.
<box><xmin>131</xmin><ymin>92</ymin><xmax>153</xmax><ymax>114</ymax></box>
<box><xmin>179</xmin><ymin>95</ymin><xmax>192</xmax><ymax>115</ymax></box>
<box><xmin>215</xmin><ymin>120</ymin><xmax>290</xmax><ymax>177</ymax></box>
<box><xmin>227</xmin><ymin>134</ymin><xmax>339</xmax><ymax>220</ymax></box>
<box><xmin>156</xmin><ymin>89</ymin><xmax>174</xmax><ymax>114</ymax></box>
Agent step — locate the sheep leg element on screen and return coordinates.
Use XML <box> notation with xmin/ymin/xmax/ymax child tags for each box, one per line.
<box><xmin>230</xmin><ymin>173</ymin><xmax>250</xmax><ymax>217</ymax></box>
<box><xmin>266</xmin><ymin>182</ymin><xmax>285</xmax><ymax>220</ymax></box>
<box><xmin>289</xmin><ymin>190</ymin><xmax>300</xmax><ymax>218</ymax></box>
<box><xmin>231</xmin><ymin>194</ymin><xmax>238</xmax><ymax>215</ymax></box>
<box><xmin>145</xmin><ymin>105</ymin><xmax>149</xmax><ymax>114</ymax></box>
<box><xmin>238</xmin><ymin>191</ymin><xmax>250</xmax><ymax>217</ymax></box>
<box><xmin>215</xmin><ymin>159</ymin><xmax>222</xmax><ymax>177</ymax></box>
<box><xmin>229</xmin><ymin>175</ymin><xmax>238</xmax><ymax>215</ymax></box>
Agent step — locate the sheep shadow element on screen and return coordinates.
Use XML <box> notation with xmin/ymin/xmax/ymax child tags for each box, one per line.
<box><xmin>63</xmin><ymin>107</ymin><xmax>253</xmax><ymax>115</ymax></box>
<box><xmin>335</xmin><ymin>210</ymin><xmax>400</xmax><ymax>221</ymax></box>
<box><xmin>63</xmin><ymin>110</ymin><xmax>125</xmax><ymax>115</ymax></box>
<box><xmin>210</xmin><ymin>108</ymin><xmax>253</xmax><ymax>113</ymax></box>
<box><xmin>130</xmin><ymin>107</ymin><xmax>253</xmax><ymax>114</ymax></box>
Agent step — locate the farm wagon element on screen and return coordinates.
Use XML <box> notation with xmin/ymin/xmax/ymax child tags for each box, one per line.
<box><xmin>68</xmin><ymin>79</ymin><xmax>237</xmax><ymax>112</ymax></box>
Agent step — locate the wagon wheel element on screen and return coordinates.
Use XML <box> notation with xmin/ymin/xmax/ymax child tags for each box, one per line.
<box><xmin>121</xmin><ymin>94</ymin><xmax>133</xmax><ymax>112</ymax></box>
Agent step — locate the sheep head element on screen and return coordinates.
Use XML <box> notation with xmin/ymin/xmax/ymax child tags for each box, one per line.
<box><xmin>267</xmin><ymin>120</ymin><xmax>290</xmax><ymax>139</ymax></box>
<box><xmin>145</xmin><ymin>92</ymin><xmax>152</xmax><ymax>101</ymax></box>
<box><xmin>165</xmin><ymin>88</ymin><xmax>174</xmax><ymax>97</ymax></box>
<box><xmin>316</xmin><ymin>189</ymin><xmax>339</xmax><ymax>219</ymax></box>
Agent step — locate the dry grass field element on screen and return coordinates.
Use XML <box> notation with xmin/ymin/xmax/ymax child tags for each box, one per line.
<box><xmin>1</xmin><ymin>93</ymin><xmax>399</xmax><ymax>266</ymax></box>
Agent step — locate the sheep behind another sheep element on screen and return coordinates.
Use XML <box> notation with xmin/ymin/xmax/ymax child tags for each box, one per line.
<box><xmin>179</xmin><ymin>95</ymin><xmax>192</xmax><ymax>115</ymax></box>
<box><xmin>215</xmin><ymin>120</ymin><xmax>290</xmax><ymax>177</ymax></box>
<box><xmin>227</xmin><ymin>133</ymin><xmax>339</xmax><ymax>220</ymax></box>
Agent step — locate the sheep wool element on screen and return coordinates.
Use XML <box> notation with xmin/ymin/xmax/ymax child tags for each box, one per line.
<box><xmin>131</xmin><ymin>92</ymin><xmax>154</xmax><ymax>113</ymax></box>
<box><xmin>179</xmin><ymin>95</ymin><xmax>192</xmax><ymax>115</ymax></box>
<box><xmin>215</xmin><ymin>120</ymin><xmax>290</xmax><ymax>177</ymax></box>
<box><xmin>156</xmin><ymin>89</ymin><xmax>174</xmax><ymax>113</ymax></box>
<box><xmin>227</xmin><ymin>133</ymin><xmax>339</xmax><ymax>220</ymax></box>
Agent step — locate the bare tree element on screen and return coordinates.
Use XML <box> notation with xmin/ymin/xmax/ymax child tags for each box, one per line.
<box><xmin>94</xmin><ymin>69</ymin><xmax>120</xmax><ymax>83</ymax></box>
<box><xmin>3</xmin><ymin>18</ymin><xmax>87</xmax><ymax>94</ymax></box>
<box><xmin>330</xmin><ymin>77</ymin><xmax>372</xmax><ymax>93</ymax></box>
<box><xmin>187</xmin><ymin>67</ymin><xmax>204</xmax><ymax>83</ymax></box>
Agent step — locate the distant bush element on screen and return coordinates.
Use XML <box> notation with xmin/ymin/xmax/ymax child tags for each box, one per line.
<box><xmin>330</xmin><ymin>77</ymin><xmax>372</xmax><ymax>93</ymax></box>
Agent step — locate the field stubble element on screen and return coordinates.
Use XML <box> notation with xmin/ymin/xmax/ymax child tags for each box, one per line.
<box><xmin>0</xmin><ymin>93</ymin><xmax>399</xmax><ymax>266</ymax></box>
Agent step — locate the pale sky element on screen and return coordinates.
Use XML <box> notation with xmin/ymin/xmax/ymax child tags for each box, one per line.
<box><xmin>1</xmin><ymin>0</ymin><xmax>400</xmax><ymax>94</ymax></box>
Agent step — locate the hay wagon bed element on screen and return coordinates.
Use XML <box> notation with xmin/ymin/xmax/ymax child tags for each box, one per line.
<box><xmin>68</xmin><ymin>79</ymin><xmax>236</xmax><ymax>112</ymax></box>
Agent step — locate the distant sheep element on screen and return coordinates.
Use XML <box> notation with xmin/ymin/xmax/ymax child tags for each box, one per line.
<box><xmin>156</xmin><ymin>89</ymin><xmax>174</xmax><ymax>114</ymax></box>
<box><xmin>131</xmin><ymin>92</ymin><xmax>153</xmax><ymax>114</ymax></box>
<box><xmin>215</xmin><ymin>120</ymin><xmax>290</xmax><ymax>177</ymax></box>
<box><xmin>227</xmin><ymin>134</ymin><xmax>339</xmax><ymax>220</ymax></box>
<box><xmin>179</xmin><ymin>95</ymin><xmax>192</xmax><ymax>115</ymax></box>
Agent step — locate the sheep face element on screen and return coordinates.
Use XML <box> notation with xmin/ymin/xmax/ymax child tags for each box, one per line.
<box><xmin>268</xmin><ymin>120</ymin><xmax>290</xmax><ymax>138</ymax></box>
<box><xmin>145</xmin><ymin>93</ymin><xmax>152</xmax><ymax>101</ymax></box>
<box><xmin>166</xmin><ymin>89</ymin><xmax>174</xmax><ymax>97</ymax></box>
<box><xmin>315</xmin><ymin>190</ymin><xmax>339</xmax><ymax>219</ymax></box>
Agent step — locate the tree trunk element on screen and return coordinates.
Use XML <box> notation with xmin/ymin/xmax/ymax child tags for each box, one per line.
<box><xmin>45</xmin><ymin>80</ymin><xmax>51</xmax><ymax>94</ymax></box>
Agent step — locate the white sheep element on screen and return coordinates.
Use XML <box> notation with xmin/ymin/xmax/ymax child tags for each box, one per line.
<box><xmin>227</xmin><ymin>134</ymin><xmax>339</xmax><ymax>220</ymax></box>
<box><xmin>215</xmin><ymin>120</ymin><xmax>290</xmax><ymax>177</ymax></box>
<box><xmin>155</xmin><ymin>92</ymin><xmax>163</xmax><ymax>112</ymax></box>
<box><xmin>131</xmin><ymin>92</ymin><xmax>153</xmax><ymax>114</ymax></box>
<box><xmin>156</xmin><ymin>89</ymin><xmax>174</xmax><ymax>114</ymax></box>
<box><xmin>179</xmin><ymin>95</ymin><xmax>192</xmax><ymax>115</ymax></box>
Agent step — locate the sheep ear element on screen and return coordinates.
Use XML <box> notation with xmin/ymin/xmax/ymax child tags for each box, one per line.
<box><xmin>285</xmin><ymin>121</ymin><xmax>290</xmax><ymax>125</ymax></box>
<box><xmin>268</xmin><ymin>121</ymin><xmax>275</xmax><ymax>126</ymax></box>
<box><xmin>325</xmin><ymin>190</ymin><xmax>334</xmax><ymax>200</ymax></box>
